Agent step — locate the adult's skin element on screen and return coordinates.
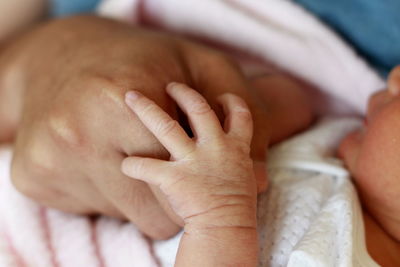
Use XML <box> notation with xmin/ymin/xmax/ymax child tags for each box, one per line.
<box><xmin>0</xmin><ymin>16</ymin><xmax>312</xmax><ymax>239</ymax></box>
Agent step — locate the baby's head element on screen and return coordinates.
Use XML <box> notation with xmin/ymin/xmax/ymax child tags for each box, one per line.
<box><xmin>339</xmin><ymin>66</ymin><xmax>400</xmax><ymax>240</ymax></box>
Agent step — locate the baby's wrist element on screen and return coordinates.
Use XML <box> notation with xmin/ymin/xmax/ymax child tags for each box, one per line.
<box><xmin>184</xmin><ymin>204</ymin><xmax>257</xmax><ymax>234</ymax></box>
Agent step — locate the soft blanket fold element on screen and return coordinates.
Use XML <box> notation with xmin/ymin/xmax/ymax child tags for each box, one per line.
<box><xmin>100</xmin><ymin>0</ymin><xmax>384</xmax><ymax>114</ymax></box>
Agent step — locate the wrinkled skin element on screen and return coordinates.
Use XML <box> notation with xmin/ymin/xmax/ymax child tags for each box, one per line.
<box><xmin>0</xmin><ymin>16</ymin><xmax>312</xmax><ymax>239</ymax></box>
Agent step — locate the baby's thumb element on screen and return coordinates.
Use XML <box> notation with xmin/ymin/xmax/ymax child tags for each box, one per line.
<box><xmin>338</xmin><ymin>129</ymin><xmax>363</xmax><ymax>175</ymax></box>
<box><xmin>253</xmin><ymin>161</ymin><xmax>268</xmax><ymax>193</ymax></box>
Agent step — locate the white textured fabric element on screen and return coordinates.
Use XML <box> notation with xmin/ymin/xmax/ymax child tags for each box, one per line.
<box><xmin>0</xmin><ymin>119</ymin><xmax>380</xmax><ymax>266</ymax></box>
<box><xmin>154</xmin><ymin>118</ymin><xmax>380</xmax><ymax>267</ymax></box>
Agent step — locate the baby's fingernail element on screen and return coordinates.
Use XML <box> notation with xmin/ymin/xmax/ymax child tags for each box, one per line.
<box><xmin>126</xmin><ymin>91</ymin><xmax>140</xmax><ymax>102</ymax></box>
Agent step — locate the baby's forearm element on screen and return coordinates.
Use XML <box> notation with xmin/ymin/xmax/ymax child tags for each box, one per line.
<box><xmin>176</xmin><ymin>227</ymin><xmax>258</xmax><ymax>267</ymax></box>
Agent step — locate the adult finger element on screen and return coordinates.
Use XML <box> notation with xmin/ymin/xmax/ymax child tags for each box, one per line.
<box><xmin>94</xmin><ymin>163</ymin><xmax>182</xmax><ymax>240</ymax></box>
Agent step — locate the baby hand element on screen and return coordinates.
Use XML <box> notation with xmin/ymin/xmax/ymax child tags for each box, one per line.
<box><xmin>121</xmin><ymin>83</ymin><xmax>257</xmax><ymax>231</ymax></box>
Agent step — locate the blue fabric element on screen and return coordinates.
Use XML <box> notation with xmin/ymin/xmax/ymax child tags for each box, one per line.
<box><xmin>294</xmin><ymin>0</ymin><xmax>400</xmax><ymax>77</ymax></box>
<box><xmin>50</xmin><ymin>0</ymin><xmax>101</xmax><ymax>17</ymax></box>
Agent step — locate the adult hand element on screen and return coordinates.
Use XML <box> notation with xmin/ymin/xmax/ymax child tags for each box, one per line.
<box><xmin>2</xmin><ymin>16</ymin><xmax>272</xmax><ymax>239</ymax></box>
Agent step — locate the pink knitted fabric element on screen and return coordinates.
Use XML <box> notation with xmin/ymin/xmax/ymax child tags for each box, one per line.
<box><xmin>0</xmin><ymin>147</ymin><xmax>157</xmax><ymax>267</ymax></box>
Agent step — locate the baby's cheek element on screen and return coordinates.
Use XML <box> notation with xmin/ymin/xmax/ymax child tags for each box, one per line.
<box><xmin>356</xmin><ymin>100</ymin><xmax>400</xmax><ymax>203</ymax></box>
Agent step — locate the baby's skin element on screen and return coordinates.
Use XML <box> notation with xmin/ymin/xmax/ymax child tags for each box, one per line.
<box><xmin>122</xmin><ymin>70</ymin><xmax>400</xmax><ymax>266</ymax></box>
<box><xmin>339</xmin><ymin>66</ymin><xmax>400</xmax><ymax>266</ymax></box>
<box><xmin>122</xmin><ymin>83</ymin><xmax>258</xmax><ymax>266</ymax></box>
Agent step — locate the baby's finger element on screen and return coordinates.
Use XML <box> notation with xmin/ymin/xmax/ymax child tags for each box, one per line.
<box><xmin>217</xmin><ymin>93</ymin><xmax>253</xmax><ymax>145</ymax></box>
<box><xmin>125</xmin><ymin>91</ymin><xmax>195</xmax><ymax>159</ymax></box>
<box><xmin>166</xmin><ymin>83</ymin><xmax>224</xmax><ymax>140</ymax></box>
<box><xmin>122</xmin><ymin>156</ymin><xmax>172</xmax><ymax>187</ymax></box>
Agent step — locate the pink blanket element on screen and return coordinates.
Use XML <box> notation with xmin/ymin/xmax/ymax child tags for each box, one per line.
<box><xmin>0</xmin><ymin>147</ymin><xmax>157</xmax><ymax>267</ymax></box>
<box><xmin>0</xmin><ymin>0</ymin><xmax>386</xmax><ymax>266</ymax></box>
<box><xmin>100</xmin><ymin>0</ymin><xmax>384</xmax><ymax>114</ymax></box>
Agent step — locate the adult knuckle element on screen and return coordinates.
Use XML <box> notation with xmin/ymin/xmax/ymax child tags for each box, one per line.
<box><xmin>46</xmin><ymin>111</ymin><xmax>85</xmax><ymax>149</ymax></box>
<box><xmin>84</xmin><ymin>74</ymin><xmax>127</xmax><ymax>109</ymax></box>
